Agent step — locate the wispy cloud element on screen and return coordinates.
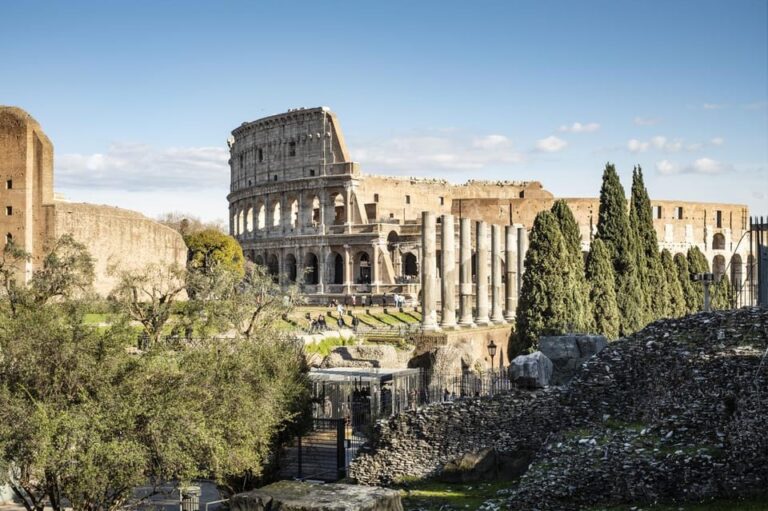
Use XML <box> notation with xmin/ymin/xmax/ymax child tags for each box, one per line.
<box><xmin>557</xmin><ymin>122</ymin><xmax>600</xmax><ymax>133</ymax></box>
<box><xmin>633</xmin><ymin>116</ymin><xmax>661</xmax><ymax>126</ymax></box>
<box><xmin>702</xmin><ymin>103</ymin><xmax>725</xmax><ymax>110</ymax></box>
<box><xmin>57</xmin><ymin>142</ymin><xmax>229</xmax><ymax>191</ymax></box>
<box><xmin>351</xmin><ymin>131</ymin><xmax>524</xmax><ymax>173</ymax></box>
<box><xmin>535</xmin><ymin>135</ymin><xmax>568</xmax><ymax>153</ymax></box>
<box><xmin>655</xmin><ymin>157</ymin><xmax>734</xmax><ymax>176</ymax></box>
<box><xmin>744</xmin><ymin>100</ymin><xmax>768</xmax><ymax>110</ymax></box>
<box><xmin>627</xmin><ymin>135</ymin><xmax>722</xmax><ymax>153</ymax></box>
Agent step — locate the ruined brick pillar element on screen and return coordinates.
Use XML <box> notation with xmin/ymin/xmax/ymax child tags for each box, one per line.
<box><xmin>475</xmin><ymin>221</ymin><xmax>490</xmax><ymax>325</ymax></box>
<box><xmin>516</xmin><ymin>227</ymin><xmax>528</xmax><ymax>300</ymax></box>
<box><xmin>490</xmin><ymin>224</ymin><xmax>506</xmax><ymax>324</ymax></box>
<box><xmin>504</xmin><ymin>225</ymin><xmax>517</xmax><ymax>321</ymax></box>
<box><xmin>421</xmin><ymin>211</ymin><xmax>440</xmax><ymax>331</ymax></box>
<box><xmin>458</xmin><ymin>217</ymin><xmax>475</xmax><ymax>327</ymax></box>
<box><xmin>440</xmin><ymin>214</ymin><xmax>457</xmax><ymax>328</ymax></box>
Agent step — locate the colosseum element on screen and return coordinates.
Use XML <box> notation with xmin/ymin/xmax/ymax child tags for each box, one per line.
<box><xmin>227</xmin><ymin>107</ymin><xmax>757</xmax><ymax>308</ymax></box>
<box><xmin>0</xmin><ymin>106</ymin><xmax>187</xmax><ymax>295</ymax></box>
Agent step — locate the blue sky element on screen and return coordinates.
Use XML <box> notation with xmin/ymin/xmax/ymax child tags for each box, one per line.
<box><xmin>2</xmin><ymin>0</ymin><xmax>766</xmax><ymax>221</ymax></box>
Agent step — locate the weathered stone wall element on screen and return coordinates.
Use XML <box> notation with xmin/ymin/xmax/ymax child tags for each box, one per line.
<box><xmin>53</xmin><ymin>201</ymin><xmax>187</xmax><ymax>296</ymax></box>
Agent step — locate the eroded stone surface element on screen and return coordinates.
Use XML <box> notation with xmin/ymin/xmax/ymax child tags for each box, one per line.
<box><xmin>509</xmin><ymin>351</ymin><xmax>553</xmax><ymax>388</ymax></box>
<box><xmin>230</xmin><ymin>481</ymin><xmax>402</xmax><ymax>511</ymax></box>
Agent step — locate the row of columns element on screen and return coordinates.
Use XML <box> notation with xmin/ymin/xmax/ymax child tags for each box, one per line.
<box><xmin>421</xmin><ymin>212</ymin><xmax>528</xmax><ymax>331</ymax></box>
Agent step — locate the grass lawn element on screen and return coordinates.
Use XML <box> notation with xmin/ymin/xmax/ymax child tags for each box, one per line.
<box><xmin>397</xmin><ymin>480</ymin><xmax>514</xmax><ymax>510</ymax></box>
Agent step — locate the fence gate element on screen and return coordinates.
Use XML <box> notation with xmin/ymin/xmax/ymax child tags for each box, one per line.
<box><xmin>279</xmin><ymin>418</ymin><xmax>346</xmax><ymax>482</ymax></box>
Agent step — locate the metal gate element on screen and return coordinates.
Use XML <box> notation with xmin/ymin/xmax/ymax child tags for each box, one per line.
<box><xmin>279</xmin><ymin>418</ymin><xmax>346</xmax><ymax>481</ymax></box>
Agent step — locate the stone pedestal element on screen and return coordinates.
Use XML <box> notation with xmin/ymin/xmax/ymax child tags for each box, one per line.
<box><xmin>440</xmin><ymin>214</ymin><xmax>458</xmax><ymax>328</ymax></box>
<box><xmin>458</xmin><ymin>218</ymin><xmax>475</xmax><ymax>327</ymax></box>
<box><xmin>421</xmin><ymin>212</ymin><xmax>440</xmax><ymax>331</ymax></box>
<box><xmin>475</xmin><ymin>221</ymin><xmax>490</xmax><ymax>325</ymax></box>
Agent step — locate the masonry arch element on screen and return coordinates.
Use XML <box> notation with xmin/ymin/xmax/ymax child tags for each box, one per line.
<box><xmin>257</xmin><ymin>201</ymin><xmax>266</xmax><ymax>231</ymax></box>
<box><xmin>272</xmin><ymin>200</ymin><xmax>281</xmax><ymax>229</ymax></box>
<box><xmin>288</xmin><ymin>196</ymin><xmax>299</xmax><ymax>230</ymax></box>
<box><xmin>329</xmin><ymin>191</ymin><xmax>346</xmax><ymax>225</ymax></box>
<box><xmin>387</xmin><ymin>231</ymin><xmax>399</xmax><ymax>253</ymax></box>
<box><xmin>285</xmin><ymin>253</ymin><xmax>298</xmax><ymax>283</ymax></box>
<box><xmin>311</xmin><ymin>195</ymin><xmax>321</xmax><ymax>226</ymax></box>
<box><xmin>254</xmin><ymin>254</ymin><xmax>264</xmax><ymax>266</ymax></box>
<box><xmin>328</xmin><ymin>251</ymin><xmax>344</xmax><ymax>285</ymax></box>
<box><xmin>712</xmin><ymin>232</ymin><xmax>726</xmax><ymax>250</ymax></box>
<box><xmin>402</xmin><ymin>252</ymin><xmax>418</xmax><ymax>278</ymax></box>
<box><xmin>266</xmin><ymin>253</ymin><xmax>280</xmax><ymax>281</ymax></box>
<box><xmin>354</xmin><ymin>251</ymin><xmax>372</xmax><ymax>284</ymax></box>
<box><xmin>712</xmin><ymin>254</ymin><xmax>726</xmax><ymax>279</ymax></box>
<box><xmin>304</xmin><ymin>252</ymin><xmax>319</xmax><ymax>285</ymax></box>
<box><xmin>246</xmin><ymin>207</ymin><xmax>254</xmax><ymax>233</ymax></box>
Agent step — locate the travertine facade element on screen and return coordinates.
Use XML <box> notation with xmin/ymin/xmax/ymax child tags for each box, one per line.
<box><xmin>0</xmin><ymin>106</ymin><xmax>187</xmax><ymax>295</ymax></box>
<box><xmin>228</xmin><ymin>107</ymin><xmax>755</xmax><ymax>307</ymax></box>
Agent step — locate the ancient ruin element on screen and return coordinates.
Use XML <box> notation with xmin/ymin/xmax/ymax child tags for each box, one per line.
<box><xmin>0</xmin><ymin>106</ymin><xmax>187</xmax><ymax>294</ymax></box>
<box><xmin>228</xmin><ymin>107</ymin><xmax>757</xmax><ymax>313</ymax></box>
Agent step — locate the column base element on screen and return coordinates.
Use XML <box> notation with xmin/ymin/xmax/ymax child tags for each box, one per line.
<box><xmin>491</xmin><ymin>317</ymin><xmax>507</xmax><ymax>325</ymax></box>
<box><xmin>421</xmin><ymin>323</ymin><xmax>442</xmax><ymax>332</ymax></box>
<box><xmin>440</xmin><ymin>322</ymin><xmax>459</xmax><ymax>330</ymax></box>
<box><xmin>458</xmin><ymin>319</ymin><xmax>477</xmax><ymax>328</ymax></box>
<box><xmin>503</xmin><ymin>312</ymin><xmax>515</xmax><ymax>322</ymax></box>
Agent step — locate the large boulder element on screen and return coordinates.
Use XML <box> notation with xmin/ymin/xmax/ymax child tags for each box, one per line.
<box><xmin>231</xmin><ymin>481</ymin><xmax>402</xmax><ymax>511</ymax></box>
<box><xmin>440</xmin><ymin>447</ymin><xmax>536</xmax><ymax>483</ymax></box>
<box><xmin>509</xmin><ymin>351</ymin><xmax>553</xmax><ymax>388</ymax></box>
<box><xmin>539</xmin><ymin>334</ymin><xmax>607</xmax><ymax>385</ymax></box>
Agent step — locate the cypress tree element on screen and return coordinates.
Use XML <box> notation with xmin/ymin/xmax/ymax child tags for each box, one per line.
<box><xmin>595</xmin><ymin>163</ymin><xmax>645</xmax><ymax>335</ymax></box>
<box><xmin>516</xmin><ymin>210</ymin><xmax>569</xmax><ymax>350</ymax></box>
<box><xmin>687</xmin><ymin>246</ymin><xmax>710</xmax><ymax>311</ymax></box>
<box><xmin>712</xmin><ymin>274</ymin><xmax>734</xmax><ymax>310</ymax></box>
<box><xmin>585</xmin><ymin>238</ymin><xmax>620</xmax><ymax>339</ymax></box>
<box><xmin>674</xmin><ymin>252</ymin><xmax>697</xmax><ymax>313</ymax></box>
<box><xmin>629</xmin><ymin>166</ymin><xmax>668</xmax><ymax>320</ymax></box>
<box><xmin>551</xmin><ymin>200</ymin><xmax>592</xmax><ymax>332</ymax></box>
<box><xmin>661</xmin><ymin>249</ymin><xmax>686</xmax><ymax>317</ymax></box>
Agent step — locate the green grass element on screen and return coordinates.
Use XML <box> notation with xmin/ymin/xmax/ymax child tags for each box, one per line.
<box><xmin>83</xmin><ymin>313</ymin><xmax>112</xmax><ymax>324</ymax></box>
<box><xmin>303</xmin><ymin>336</ymin><xmax>355</xmax><ymax>357</ymax></box>
<box><xmin>396</xmin><ymin>479</ymin><xmax>513</xmax><ymax>510</ymax></box>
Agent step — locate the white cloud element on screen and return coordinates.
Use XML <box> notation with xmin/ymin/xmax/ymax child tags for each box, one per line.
<box><xmin>627</xmin><ymin>139</ymin><xmax>650</xmax><ymax>153</ymax></box>
<box><xmin>350</xmin><ymin>131</ymin><xmax>524</xmax><ymax>173</ymax></box>
<box><xmin>655</xmin><ymin>157</ymin><xmax>734</xmax><ymax>176</ymax></box>
<box><xmin>710</xmin><ymin>137</ymin><xmax>724</xmax><ymax>146</ymax></box>
<box><xmin>535</xmin><ymin>136</ymin><xmax>568</xmax><ymax>153</ymax></box>
<box><xmin>57</xmin><ymin>142</ymin><xmax>229</xmax><ymax>191</ymax></box>
<box><xmin>558</xmin><ymin>122</ymin><xmax>600</xmax><ymax>133</ymax></box>
<box><xmin>744</xmin><ymin>101</ymin><xmax>768</xmax><ymax>110</ymax></box>
<box><xmin>702</xmin><ymin>103</ymin><xmax>724</xmax><ymax>110</ymax></box>
<box><xmin>633</xmin><ymin>116</ymin><xmax>661</xmax><ymax>126</ymax></box>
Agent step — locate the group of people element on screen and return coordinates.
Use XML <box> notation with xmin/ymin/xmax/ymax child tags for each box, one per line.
<box><xmin>306</xmin><ymin>313</ymin><xmax>328</xmax><ymax>333</ymax></box>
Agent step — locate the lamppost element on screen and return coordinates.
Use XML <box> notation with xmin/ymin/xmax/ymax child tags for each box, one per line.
<box><xmin>692</xmin><ymin>272</ymin><xmax>716</xmax><ymax>312</ymax></box>
<box><xmin>487</xmin><ymin>339</ymin><xmax>497</xmax><ymax>395</ymax></box>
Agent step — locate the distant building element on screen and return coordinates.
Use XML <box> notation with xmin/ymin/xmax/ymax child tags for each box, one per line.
<box><xmin>0</xmin><ymin>106</ymin><xmax>187</xmax><ymax>295</ymax></box>
<box><xmin>226</xmin><ymin>107</ymin><xmax>754</xmax><ymax>307</ymax></box>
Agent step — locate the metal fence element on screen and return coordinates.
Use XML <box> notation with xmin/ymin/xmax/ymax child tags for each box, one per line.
<box><xmin>420</xmin><ymin>370</ymin><xmax>513</xmax><ymax>403</ymax></box>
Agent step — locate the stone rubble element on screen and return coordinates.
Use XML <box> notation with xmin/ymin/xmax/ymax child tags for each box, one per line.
<box><xmin>350</xmin><ymin>307</ymin><xmax>768</xmax><ymax>509</ymax></box>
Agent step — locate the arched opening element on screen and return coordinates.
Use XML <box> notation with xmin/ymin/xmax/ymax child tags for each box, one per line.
<box><xmin>254</xmin><ymin>254</ymin><xmax>264</xmax><ymax>266</ymax></box>
<box><xmin>285</xmin><ymin>254</ymin><xmax>298</xmax><ymax>282</ymax></box>
<box><xmin>312</xmin><ymin>196</ymin><xmax>321</xmax><ymax>225</ymax></box>
<box><xmin>304</xmin><ymin>253</ymin><xmax>319</xmax><ymax>285</ymax></box>
<box><xmin>257</xmin><ymin>202</ymin><xmax>266</xmax><ymax>230</ymax></box>
<box><xmin>266</xmin><ymin>254</ymin><xmax>280</xmax><ymax>282</ymax></box>
<box><xmin>289</xmin><ymin>197</ymin><xmax>299</xmax><ymax>230</ymax></box>
<box><xmin>712</xmin><ymin>233</ymin><xmax>726</xmax><ymax>250</ymax></box>
<box><xmin>272</xmin><ymin>201</ymin><xmax>281</xmax><ymax>228</ymax></box>
<box><xmin>246</xmin><ymin>207</ymin><xmax>254</xmax><ymax>233</ymax></box>
<box><xmin>329</xmin><ymin>252</ymin><xmax>344</xmax><ymax>285</ymax></box>
<box><xmin>402</xmin><ymin>252</ymin><xmax>418</xmax><ymax>277</ymax></box>
<box><xmin>730</xmin><ymin>254</ymin><xmax>743</xmax><ymax>292</ymax></box>
<box><xmin>237</xmin><ymin>210</ymin><xmax>244</xmax><ymax>235</ymax></box>
<box><xmin>712</xmin><ymin>255</ymin><xmax>726</xmax><ymax>279</ymax></box>
<box><xmin>387</xmin><ymin>231</ymin><xmax>399</xmax><ymax>253</ymax></box>
<box><xmin>355</xmin><ymin>252</ymin><xmax>372</xmax><ymax>284</ymax></box>
<box><xmin>331</xmin><ymin>192</ymin><xmax>345</xmax><ymax>225</ymax></box>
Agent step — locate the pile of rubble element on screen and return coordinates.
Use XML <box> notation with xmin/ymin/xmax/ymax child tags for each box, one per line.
<box><xmin>351</xmin><ymin>307</ymin><xmax>768</xmax><ymax>509</ymax></box>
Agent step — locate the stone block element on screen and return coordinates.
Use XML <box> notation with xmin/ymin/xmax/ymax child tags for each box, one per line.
<box><xmin>539</xmin><ymin>334</ymin><xmax>607</xmax><ymax>385</ymax></box>
<box><xmin>231</xmin><ymin>481</ymin><xmax>402</xmax><ymax>511</ymax></box>
<box><xmin>509</xmin><ymin>351</ymin><xmax>553</xmax><ymax>388</ymax></box>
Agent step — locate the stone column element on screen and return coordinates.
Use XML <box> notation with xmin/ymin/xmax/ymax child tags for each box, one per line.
<box><xmin>343</xmin><ymin>245</ymin><xmax>353</xmax><ymax>295</ymax></box>
<box><xmin>458</xmin><ymin>217</ymin><xmax>475</xmax><ymax>326</ymax></box>
<box><xmin>345</xmin><ymin>186</ymin><xmax>353</xmax><ymax>233</ymax></box>
<box><xmin>490</xmin><ymin>224</ymin><xmax>505</xmax><ymax>323</ymax></box>
<box><xmin>421</xmin><ymin>211</ymin><xmax>440</xmax><ymax>331</ymax></box>
<box><xmin>440</xmin><ymin>214</ymin><xmax>457</xmax><ymax>328</ymax></box>
<box><xmin>516</xmin><ymin>227</ymin><xmax>528</xmax><ymax>299</ymax></box>
<box><xmin>280</xmin><ymin>193</ymin><xmax>288</xmax><ymax>234</ymax></box>
<box><xmin>317</xmin><ymin>246</ymin><xmax>326</xmax><ymax>294</ymax></box>
<box><xmin>371</xmin><ymin>243</ymin><xmax>380</xmax><ymax>294</ymax></box>
<box><xmin>504</xmin><ymin>225</ymin><xmax>517</xmax><ymax>321</ymax></box>
<box><xmin>475</xmin><ymin>221</ymin><xmax>490</xmax><ymax>325</ymax></box>
<box><xmin>296</xmin><ymin>193</ymin><xmax>304</xmax><ymax>234</ymax></box>
<box><xmin>318</xmin><ymin>195</ymin><xmax>327</xmax><ymax>235</ymax></box>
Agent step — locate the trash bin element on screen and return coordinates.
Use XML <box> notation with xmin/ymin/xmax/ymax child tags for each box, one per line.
<box><xmin>179</xmin><ymin>485</ymin><xmax>201</xmax><ymax>511</ymax></box>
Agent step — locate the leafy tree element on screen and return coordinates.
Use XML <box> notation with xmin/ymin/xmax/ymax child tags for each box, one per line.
<box><xmin>661</xmin><ymin>249</ymin><xmax>686</xmax><ymax>317</ymax></box>
<box><xmin>712</xmin><ymin>274</ymin><xmax>734</xmax><ymax>310</ymax></box>
<box><xmin>157</xmin><ymin>211</ymin><xmax>227</xmax><ymax>236</ymax></box>
<box><xmin>687</xmin><ymin>246</ymin><xmax>710</xmax><ymax>311</ymax></box>
<box><xmin>184</xmin><ymin>229</ymin><xmax>245</xmax><ymax>278</ymax></box>
<box><xmin>109</xmin><ymin>263</ymin><xmax>187</xmax><ymax>346</ymax></box>
<box><xmin>584</xmin><ymin>238</ymin><xmax>620</xmax><ymax>339</ymax></box>
<box><xmin>674</xmin><ymin>252</ymin><xmax>697</xmax><ymax>313</ymax></box>
<box><xmin>515</xmin><ymin>211</ymin><xmax>569</xmax><ymax>349</ymax></box>
<box><xmin>595</xmin><ymin>163</ymin><xmax>645</xmax><ymax>335</ymax></box>
<box><xmin>629</xmin><ymin>167</ymin><xmax>667</xmax><ymax>320</ymax></box>
<box><xmin>551</xmin><ymin>200</ymin><xmax>592</xmax><ymax>332</ymax></box>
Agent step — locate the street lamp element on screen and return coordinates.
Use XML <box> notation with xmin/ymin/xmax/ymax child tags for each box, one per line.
<box><xmin>487</xmin><ymin>339</ymin><xmax>497</xmax><ymax>396</ymax></box>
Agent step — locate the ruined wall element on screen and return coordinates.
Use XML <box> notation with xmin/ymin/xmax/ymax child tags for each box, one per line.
<box><xmin>53</xmin><ymin>202</ymin><xmax>187</xmax><ymax>296</ymax></box>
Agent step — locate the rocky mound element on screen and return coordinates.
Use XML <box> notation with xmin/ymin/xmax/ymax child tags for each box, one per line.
<box><xmin>351</xmin><ymin>308</ymin><xmax>768</xmax><ymax>509</ymax></box>
<box><xmin>506</xmin><ymin>307</ymin><xmax>768</xmax><ymax>509</ymax></box>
